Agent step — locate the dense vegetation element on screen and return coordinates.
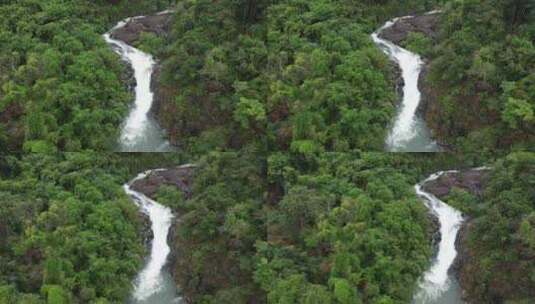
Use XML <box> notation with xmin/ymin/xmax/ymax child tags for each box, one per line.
<box><xmin>3</xmin><ymin>0</ymin><xmax>533</xmax><ymax>152</ymax></box>
<box><xmin>2</xmin><ymin>0</ymin><xmax>534</xmax><ymax>153</ymax></box>
<box><xmin>1</xmin><ymin>0</ymin><xmax>534</xmax><ymax>303</ymax></box>
<box><xmin>153</xmin><ymin>0</ymin><xmax>441</xmax><ymax>154</ymax></box>
<box><xmin>0</xmin><ymin>0</ymin><xmax>172</xmax><ymax>152</ymax></box>
<box><xmin>425</xmin><ymin>0</ymin><xmax>535</xmax><ymax>150</ymax></box>
<box><xmin>155</xmin><ymin>152</ymin><xmax>533</xmax><ymax>304</ymax></box>
<box><xmin>149</xmin><ymin>152</ymin><xmax>489</xmax><ymax>303</ymax></box>
<box><xmin>161</xmin><ymin>153</ymin><xmax>266</xmax><ymax>303</ymax></box>
<box><xmin>259</xmin><ymin>153</ymin><xmax>435</xmax><ymax>304</ymax></box>
<box><xmin>0</xmin><ymin>153</ymin><xmax>145</xmax><ymax>303</ymax></box>
<box><xmin>1</xmin><ymin>151</ymin><xmax>533</xmax><ymax>303</ymax></box>
<box><xmin>443</xmin><ymin>152</ymin><xmax>535</xmax><ymax>303</ymax></box>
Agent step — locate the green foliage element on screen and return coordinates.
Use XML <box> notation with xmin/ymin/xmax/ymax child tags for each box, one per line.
<box><xmin>0</xmin><ymin>285</ymin><xmax>17</xmax><ymax>304</ymax></box>
<box><xmin>233</xmin><ymin>97</ymin><xmax>267</xmax><ymax>129</ymax></box>
<box><xmin>1</xmin><ymin>151</ymin><xmax>529</xmax><ymax>304</ymax></box>
<box><xmin>0</xmin><ymin>0</ymin><xmax>174</xmax><ymax>152</ymax></box>
<box><xmin>443</xmin><ymin>152</ymin><xmax>535</xmax><ymax>302</ymax></box>
<box><xmin>134</xmin><ymin>32</ymin><xmax>165</xmax><ymax>55</ymax></box>
<box><xmin>401</xmin><ymin>32</ymin><xmax>433</xmax><ymax>57</ymax></box>
<box><xmin>170</xmin><ymin>152</ymin><xmax>265</xmax><ymax>302</ymax></box>
<box><xmin>443</xmin><ymin>187</ymin><xmax>480</xmax><ymax>214</ymax></box>
<box><xmin>258</xmin><ymin>153</ymin><xmax>434</xmax><ymax>303</ymax></box>
<box><xmin>427</xmin><ymin>0</ymin><xmax>535</xmax><ymax>149</ymax></box>
<box><xmin>156</xmin><ymin>185</ymin><xmax>185</xmax><ymax>210</ymax></box>
<box><xmin>156</xmin><ymin>0</ymin><xmax>445</xmax><ymax>153</ymax></box>
<box><xmin>41</xmin><ymin>285</ymin><xmax>69</xmax><ymax>304</ymax></box>
<box><xmin>0</xmin><ymin>154</ymin><xmax>145</xmax><ymax>303</ymax></box>
<box><xmin>502</xmin><ymin>97</ymin><xmax>534</xmax><ymax>129</ymax></box>
<box><xmin>331</xmin><ymin>278</ymin><xmax>359</xmax><ymax>304</ymax></box>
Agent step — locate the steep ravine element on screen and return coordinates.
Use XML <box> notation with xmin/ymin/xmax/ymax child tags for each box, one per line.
<box><xmin>125</xmin><ymin>172</ymin><xmax>178</xmax><ymax>304</ymax></box>
<box><xmin>421</xmin><ymin>168</ymin><xmax>492</xmax><ymax>304</ymax></box>
<box><xmin>413</xmin><ymin>171</ymin><xmax>465</xmax><ymax>304</ymax></box>
<box><xmin>124</xmin><ymin>165</ymin><xmax>196</xmax><ymax>303</ymax></box>
<box><xmin>104</xmin><ymin>11</ymin><xmax>175</xmax><ymax>152</ymax></box>
<box><xmin>373</xmin><ymin>12</ymin><xmax>445</xmax><ymax>152</ymax></box>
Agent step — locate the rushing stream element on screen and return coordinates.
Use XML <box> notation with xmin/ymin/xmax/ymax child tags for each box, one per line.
<box><xmin>413</xmin><ymin>171</ymin><xmax>464</xmax><ymax>304</ymax></box>
<box><xmin>372</xmin><ymin>13</ymin><xmax>441</xmax><ymax>152</ymax></box>
<box><xmin>124</xmin><ymin>170</ymin><xmax>181</xmax><ymax>304</ymax></box>
<box><xmin>104</xmin><ymin>15</ymin><xmax>174</xmax><ymax>152</ymax></box>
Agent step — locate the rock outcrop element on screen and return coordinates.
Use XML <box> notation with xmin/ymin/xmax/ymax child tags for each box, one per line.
<box><xmin>130</xmin><ymin>165</ymin><xmax>196</xmax><ymax>200</ymax></box>
<box><xmin>379</xmin><ymin>13</ymin><xmax>441</xmax><ymax>45</ymax></box>
<box><xmin>138</xmin><ymin>212</ymin><xmax>153</xmax><ymax>251</ymax></box>
<box><xmin>110</xmin><ymin>12</ymin><xmax>173</xmax><ymax>45</ymax></box>
<box><xmin>422</xmin><ymin>169</ymin><xmax>491</xmax><ymax>199</ymax></box>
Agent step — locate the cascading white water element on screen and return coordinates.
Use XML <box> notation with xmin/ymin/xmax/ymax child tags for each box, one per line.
<box><xmin>372</xmin><ymin>14</ymin><xmax>440</xmax><ymax>152</ymax></box>
<box><xmin>413</xmin><ymin>171</ymin><xmax>464</xmax><ymax>304</ymax></box>
<box><xmin>124</xmin><ymin>170</ymin><xmax>181</xmax><ymax>304</ymax></box>
<box><xmin>104</xmin><ymin>17</ymin><xmax>174</xmax><ymax>152</ymax></box>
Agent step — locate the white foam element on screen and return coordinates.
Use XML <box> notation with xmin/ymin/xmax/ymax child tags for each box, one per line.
<box><xmin>372</xmin><ymin>16</ymin><xmax>439</xmax><ymax>151</ymax></box>
<box><xmin>104</xmin><ymin>14</ymin><xmax>174</xmax><ymax>152</ymax></box>
<box><xmin>413</xmin><ymin>171</ymin><xmax>464</xmax><ymax>302</ymax></box>
<box><xmin>124</xmin><ymin>171</ymin><xmax>175</xmax><ymax>301</ymax></box>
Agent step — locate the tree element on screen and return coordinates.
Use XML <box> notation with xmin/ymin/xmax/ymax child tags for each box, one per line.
<box><xmin>233</xmin><ymin>97</ymin><xmax>266</xmax><ymax>129</ymax></box>
<box><xmin>331</xmin><ymin>278</ymin><xmax>359</xmax><ymax>304</ymax></box>
<box><xmin>502</xmin><ymin>97</ymin><xmax>534</xmax><ymax>129</ymax></box>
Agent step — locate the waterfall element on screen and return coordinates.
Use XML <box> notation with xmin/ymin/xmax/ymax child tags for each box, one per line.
<box><xmin>413</xmin><ymin>171</ymin><xmax>464</xmax><ymax>304</ymax></box>
<box><xmin>124</xmin><ymin>170</ymin><xmax>181</xmax><ymax>304</ymax></box>
<box><xmin>104</xmin><ymin>16</ymin><xmax>174</xmax><ymax>152</ymax></box>
<box><xmin>372</xmin><ymin>15</ymin><xmax>440</xmax><ymax>152</ymax></box>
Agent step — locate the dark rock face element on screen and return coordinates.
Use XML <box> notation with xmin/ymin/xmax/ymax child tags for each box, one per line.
<box><xmin>138</xmin><ymin>211</ymin><xmax>154</xmax><ymax>251</ymax></box>
<box><xmin>379</xmin><ymin>13</ymin><xmax>441</xmax><ymax>45</ymax></box>
<box><xmin>130</xmin><ymin>164</ymin><xmax>196</xmax><ymax>200</ymax></box>
<box><xmin>417</xmin><ymin>63</ymin><xmax>456</xmax><ymax>151</ymax></box>
<box><xmin>120</xmin><ymin>60</ymin><xmax>136</xmax><ymax>93</ymax></box>
<box><xmin>452</xmin><ymin>219</ymin><xmax>475</xmax><ymax>302</ymax></box>
<box><xmin>0</xmin><ymin>102</ymin><xmax>24</xmax><ymax>151</ymax></box>
<box><xmin>427</xmin><ymin>211</ymin><xmax>441</xmax><ymax>255</ymax></box>
<box><xmin>110</xmin><ymin>13</ymin><xmax>173</xmax><ymax>45</ymax></box>
<box><xmin>422</xmin><ymin>169</ymin><xmax>491</xmax><ymax>200</ymax></box>
<box><xmin>149</xmin><ymin>65</ymin><xmax>162</xmax><ymax>118</ymax></box>
<box><xmin>389</xmin><ymin>61</ymin><xmax>405</xmax><ymax>108</ymax></box>
<box><xmin>149</xmin><ymin>64</ymin><xmax>180</xmax><ymax>146</ymax></box>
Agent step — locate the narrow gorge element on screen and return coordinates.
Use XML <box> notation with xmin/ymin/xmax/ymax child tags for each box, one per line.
<box><xmin>413</xmin><ymin>172</ymin><xmax>464</xmax><ymax>303</ymax></box>
<box><xmin>104</xmin><ymin>12</ymin><xmax>175</xmax><ymax>152</ymax></box>
<box><xmin>124</xmin><ymin>170</ymin><xmax>180</xmax><ymax>304</ymax></box>
<box><xmin>372</xmin><ymin>12</ymin><xmax>441</xmax><ymax>152</ymax></box>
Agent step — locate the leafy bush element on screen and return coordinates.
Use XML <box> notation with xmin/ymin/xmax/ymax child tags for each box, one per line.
<box><xmin>402</xmin><ymin>32</ymin><xmax>433</xmax><ymax>57</ymax></box>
